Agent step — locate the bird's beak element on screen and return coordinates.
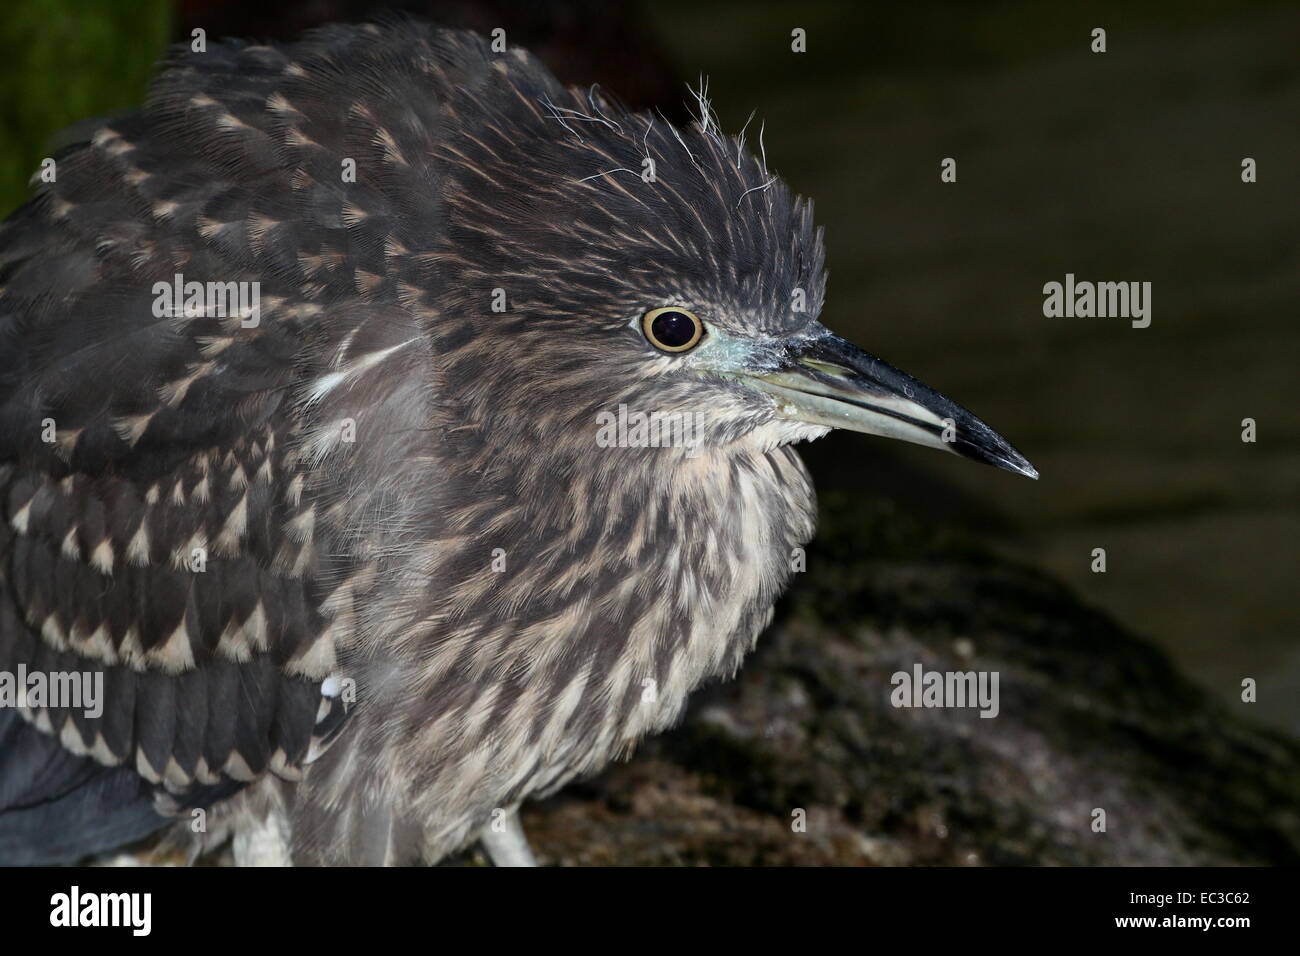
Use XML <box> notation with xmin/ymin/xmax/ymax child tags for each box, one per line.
<box><xmin>748</xmin><ymin>332</ymin><xmax>1038</xmax><ymax>479</ymax></box>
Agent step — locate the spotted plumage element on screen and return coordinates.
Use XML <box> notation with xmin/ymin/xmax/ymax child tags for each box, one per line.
<box><xmin>0</xmin><ymin>20</ymin><xmax>1033</xmax><ymax>866</ymax></box>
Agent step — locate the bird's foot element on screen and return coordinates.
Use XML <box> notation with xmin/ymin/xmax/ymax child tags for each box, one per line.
<box><xmin>479</xmin><ymin>808</ymin><xmax>538</xmax><ymax>867</ymax></box>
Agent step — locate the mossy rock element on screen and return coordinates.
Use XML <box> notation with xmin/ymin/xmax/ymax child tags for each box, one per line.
<box><xmin>523</xmin><ymin>493</ymin><xmax>1300</xmax><ymax>865</ymax></box>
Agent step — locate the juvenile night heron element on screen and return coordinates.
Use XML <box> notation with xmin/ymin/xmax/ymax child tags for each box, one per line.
<box><xmin>0</xmin><ymin>22</ymin><xmax>1035</xmax><ymax>866</ymax></box>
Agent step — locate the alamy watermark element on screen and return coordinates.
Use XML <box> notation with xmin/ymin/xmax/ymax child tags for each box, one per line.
<box><xmin>0</xmin><ymin>664</ymin><xmax>103</xmax><ymax>718</ymax></box>
<box><xmin>152</xmin><ymin>272</ymin><xmax>260</xmax><ymax>327</ymax></box>
<box><xmin>50</xmin><ymin>886</ymin><xmax>150</xmax><ymax>936</ymax></box>
<box><xmin>1043</xmin><ymin>273</ymin><xmax>1151</xmax><ymax>328</ymax></box>
<box><xmin>595</xmin><ymin>404</ymin><xmax>707</xmax><ymax>457</ymax></box>
<box><xmin>891</xmin><ymin>663</ymin><xmax>999</xmax><ymax>718</ymax></box>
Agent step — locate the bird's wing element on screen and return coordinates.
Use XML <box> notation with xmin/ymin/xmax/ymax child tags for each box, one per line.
<box><xmin>0</xmin><ymin>26</ymin><xmax>461</xmax><ymax>832</ymax></box>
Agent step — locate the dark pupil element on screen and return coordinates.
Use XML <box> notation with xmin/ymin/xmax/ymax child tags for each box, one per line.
<box><xmin>652</xmin><ymin>311</ymin><xmax>696</xmax><ymax>347</ymax></box>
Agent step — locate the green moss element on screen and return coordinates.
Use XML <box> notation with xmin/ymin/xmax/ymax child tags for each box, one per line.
<box><xmin>0</xmin><ymin>0</ymin><xmax>172</xmax><ymax>216</ymax></box>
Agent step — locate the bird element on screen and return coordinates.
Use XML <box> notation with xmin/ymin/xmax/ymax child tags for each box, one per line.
<box><xmin>0</xmin><ymin>20</ymin><xmax>1036</xmax><ymax>866</ymax></box>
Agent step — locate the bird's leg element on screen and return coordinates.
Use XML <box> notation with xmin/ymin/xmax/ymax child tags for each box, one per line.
<box><xmin>479</xmin><ymin>807</ymin><xmax>538</xmax><ymax>867</ymax></box>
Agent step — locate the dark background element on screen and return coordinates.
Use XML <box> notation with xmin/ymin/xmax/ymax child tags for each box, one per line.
<box><xmin>2</xmin><ymin>0</ymin><xmax>1296</xmax><ymax>742</ymax></box>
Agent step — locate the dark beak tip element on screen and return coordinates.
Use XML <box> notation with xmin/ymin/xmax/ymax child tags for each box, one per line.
<box><xmin>952</xmin><ymin>431</ymin><xmax>1038</xmax><ymax>480</ymax></box>
<box><xmin>992</xmin><ymin>447</ymin><xmax>1039</xmax><ymax>480</ymax></box>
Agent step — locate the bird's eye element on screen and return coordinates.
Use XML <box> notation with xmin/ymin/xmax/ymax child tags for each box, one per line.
<box><xmin>642</xmin><ymin>307</ymin><xmax>705</xmax><ymax>353</ymax></box>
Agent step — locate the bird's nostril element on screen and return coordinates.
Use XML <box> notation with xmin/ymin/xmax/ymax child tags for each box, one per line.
<box><xmin>797</xmin><ymin>358</ymin><xmax>856</xmax><ymax>379</ymax></box>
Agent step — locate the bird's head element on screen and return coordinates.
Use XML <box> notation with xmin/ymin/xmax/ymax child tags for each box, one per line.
<box><xmin>429</xmin><ymin>60</ymin><xmax>1035</xmax><ymax>480</ymax></box>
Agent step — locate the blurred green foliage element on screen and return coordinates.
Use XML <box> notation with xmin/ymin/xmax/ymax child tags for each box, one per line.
<box><xmin>0</xmin><ymin>0</ymin><xmax>172</xmax><ymax>216</ymax></box>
